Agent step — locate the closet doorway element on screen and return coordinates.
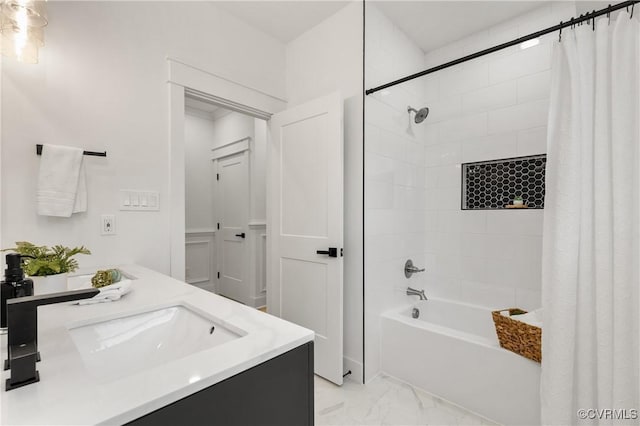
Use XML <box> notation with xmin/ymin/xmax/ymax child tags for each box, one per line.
<box><xmin>184</xmin><ymin>96</ymin><xmax>267</xmax><ymax>308</ymax></box>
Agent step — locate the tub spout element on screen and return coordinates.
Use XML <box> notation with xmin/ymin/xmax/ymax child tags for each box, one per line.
<box><xmin>406</xmin><ymin>287</ymin><xmax>427</xmax><ymax>301</ymax></box>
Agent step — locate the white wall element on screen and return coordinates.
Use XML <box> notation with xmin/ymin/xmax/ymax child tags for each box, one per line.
<box><xmin>185</xmin><ymin>112</ymin><xmax>217</xmax><ymax>231</ymax></box>
<box><xmin>364</xmin><ymin>2</ymin><xmax>577</xmax><ymax>380</ymax></box>
<box><xmin>211</xmin><ymin>112</ymin><xmax>255</xmax><ymax>149</ymax></box>
<box><xmin>252</xmin><ymin>119</ymin><xmax>267</xmax><ymax>222</ymax></box>
<box><xmin>1</xmin><ymin>2</ymin><xmax>285</xmax><ymax>274</ymax></box>
<box><xmin>286</xmin><ymin>1</ymin><xmax>364</xmax><ymax>382</ymax></box>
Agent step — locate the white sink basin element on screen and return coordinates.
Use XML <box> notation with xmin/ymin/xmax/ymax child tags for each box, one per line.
<box><xmin>68</xmin><ymin>305</ymin><xmax>242</xmax><ymax>381</ymax></box>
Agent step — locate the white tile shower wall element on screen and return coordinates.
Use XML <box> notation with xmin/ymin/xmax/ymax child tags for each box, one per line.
<box><xmin>365</xmin><ymin>4</ymin><xmax>429</xmax><ymax>381</ymax></box>
<box><xmin>365</xmin><ymin>2</ymin><xmax>577</xmax><ymax>380</ymax></box>
<box><xmin>415</xmin><ymin>3</ymin><xmax>576</xmax><ymax>315</ymax></box>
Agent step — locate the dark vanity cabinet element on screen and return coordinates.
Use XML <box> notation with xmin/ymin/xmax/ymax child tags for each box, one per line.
<box><xmin>128</xmin><ymin>342</ymin><xmax>314</xmax><ymax>426</ymax></box>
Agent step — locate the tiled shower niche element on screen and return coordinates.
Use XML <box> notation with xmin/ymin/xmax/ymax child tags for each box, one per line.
<box><xmin>462</xmin><ymin>154</ymin><xmax>546</xmax><ymax>210</ymax></box>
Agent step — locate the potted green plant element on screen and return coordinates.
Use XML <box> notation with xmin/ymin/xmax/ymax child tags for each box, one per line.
<box><xmin>513</xmin><ymin>195</ymin><xmax>524</xmax><ymax>206</ymax></box>
<box><xmin>3</xmin><ymin>241</ymin><xmax>91</xmax><ymax>295</ymax></box>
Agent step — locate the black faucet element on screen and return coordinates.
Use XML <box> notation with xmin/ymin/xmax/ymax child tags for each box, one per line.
<box><xmin>1</xmin><ymin>253</ymin><xmax>35</xmax><ymax>328</ymax></box>
<box><xmin>4</xmin><ymin>288</ymin><xmax>99</xmax><ymax>391</ymax></box>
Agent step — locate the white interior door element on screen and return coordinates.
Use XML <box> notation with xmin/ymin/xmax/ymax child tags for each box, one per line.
<box><xmin>268</xmin><ymin>92</ymin><xmax>344</xmax><ymax>385</ymax></box>
<box><xmin>217</xmin><ymin>152</ymin><xmax>250</xmax><ymax>304</ymax></box>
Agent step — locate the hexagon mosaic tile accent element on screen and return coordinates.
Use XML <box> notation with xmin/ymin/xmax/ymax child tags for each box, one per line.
<box><xmin>462</xmin><ymin>155</ymin><xmax>546</xmax><ymax>210</ymax></box>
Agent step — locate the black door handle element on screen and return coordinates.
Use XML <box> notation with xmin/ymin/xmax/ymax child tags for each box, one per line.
<box><xmin>235</xmin><ymin>233</ymin><xmax>245</xmax><ymax>238</ymax></box>
<box><xmin>316</xmin><ymin>247</ymin><xmax>338</xmax><ymax>258</ymax></box>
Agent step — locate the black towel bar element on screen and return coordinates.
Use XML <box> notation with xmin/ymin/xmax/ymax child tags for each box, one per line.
<box><xmin>36</xmin><ymin>144</ymin><xmax>107</xmax><ymax>157</ymax></box>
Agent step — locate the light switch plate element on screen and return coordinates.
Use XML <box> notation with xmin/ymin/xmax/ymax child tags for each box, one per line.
<box><xmin>120</xmin><ymin>190</ymin><xmax>160</xmax><ymax>211</ymax></box>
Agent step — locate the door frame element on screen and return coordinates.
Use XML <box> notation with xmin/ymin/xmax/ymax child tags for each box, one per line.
<box><xmin>167</xmin><ymin>57</ymin><xmax>286</xmax><ymax>281</ymax></box>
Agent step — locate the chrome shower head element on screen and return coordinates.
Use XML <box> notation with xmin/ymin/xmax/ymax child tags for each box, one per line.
<box><xmin>408</xmin><ymin>106</ymin><xmax>429</xmax><ymax>124</ymax></box>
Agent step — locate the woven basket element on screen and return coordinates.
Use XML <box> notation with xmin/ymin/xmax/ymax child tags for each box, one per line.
<box><xmin>492</xmin><ymin>308</ymin><xmax>541</xmax><ymax>363</ymax></box>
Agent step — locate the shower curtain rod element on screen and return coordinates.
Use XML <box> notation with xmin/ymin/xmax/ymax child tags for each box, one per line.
<box><xmin>365</xmin><ymin>0</ymin><xmax>639</xmax><ymax>96</ymax></box>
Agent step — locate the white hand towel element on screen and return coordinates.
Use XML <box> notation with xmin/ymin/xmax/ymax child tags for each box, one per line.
<box><xmin>37</xmin><ymin>144</ymin><xmax>87</xmax><ymax>217</ymax></box>
<box><xmin>75</xmin><ymin>280</ymin><xmax>132</xmax><ymax>305</ymax></box>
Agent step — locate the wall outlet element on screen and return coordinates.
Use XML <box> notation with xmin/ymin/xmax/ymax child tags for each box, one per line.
<box><xmin>101</xmin><ymin>214</ymin><xmax>116</xmax><ymax>235</ymax></box>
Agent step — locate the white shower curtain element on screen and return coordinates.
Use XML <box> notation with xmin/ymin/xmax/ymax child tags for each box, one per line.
<box><xmin>542</xmin><ymin>11</ymin><xmax>640</xmax><ymax>426</ymax></box>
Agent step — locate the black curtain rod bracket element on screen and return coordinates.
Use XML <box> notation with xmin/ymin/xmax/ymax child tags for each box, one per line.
<box><xmin>365</xmin><ymin>0</ymin><xmax>639</xmax><ymax>96</ymax></box>
<box><xmin>36</xmin><ymin>144</ymin><xmax>107</xmax><ymax>157</ymax></box>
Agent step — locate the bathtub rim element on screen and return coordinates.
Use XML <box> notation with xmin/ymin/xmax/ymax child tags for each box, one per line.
<box><xmin>382</xmin><ymin>297</ymin><xmax>504</xmax><ymax>350</ymax></box>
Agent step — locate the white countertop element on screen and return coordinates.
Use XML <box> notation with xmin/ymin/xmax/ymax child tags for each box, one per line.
<box><xmin>0</xmin><ymin>265</ymin><xmax>314</xmax><ymax>425</ymax></box>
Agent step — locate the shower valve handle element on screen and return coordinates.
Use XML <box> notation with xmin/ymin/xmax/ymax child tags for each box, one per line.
<box><xmin>404</xmin><ymin>259</ymin><xmax>426</xmax><ymax>278</ymax></box>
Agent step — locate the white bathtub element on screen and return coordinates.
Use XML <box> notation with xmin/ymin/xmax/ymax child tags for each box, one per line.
<box><xmin>381</xmin><ymin>298</ymin><xmax>540</xmax><ymax>425</ymax></box>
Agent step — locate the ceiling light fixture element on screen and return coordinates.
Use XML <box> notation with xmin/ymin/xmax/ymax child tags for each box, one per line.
<box><xmin>0</xmin><ymin>0</ymin><xmax>47</xmax><ymax>64</ymax></box>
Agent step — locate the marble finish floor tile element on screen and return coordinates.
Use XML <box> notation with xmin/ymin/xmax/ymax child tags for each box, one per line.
<box><xmin>314</xmin><ymin>374</ymin><xmax>498</xmax><ymax>426</ymax></box>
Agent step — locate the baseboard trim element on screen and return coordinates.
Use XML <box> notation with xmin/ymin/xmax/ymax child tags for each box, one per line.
<box><xmin>249</xmin><ymin>294</ymin><xmax>266</xmax><ymax>308</ymax></box>
<box><xmin>343</xmin><ymin>356</ymin><xmax>363</xmax><ymax>384</ymax></box>
<box><xmin>365</xmin><ymin>368</ymin><xmax>381</xmax><ymax>384</ymax></box>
